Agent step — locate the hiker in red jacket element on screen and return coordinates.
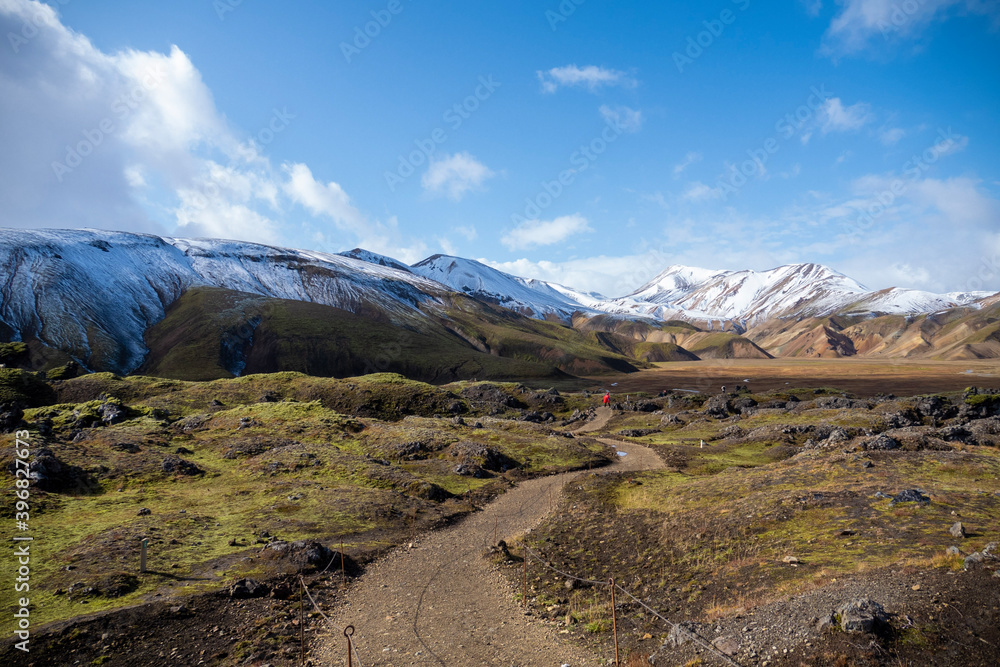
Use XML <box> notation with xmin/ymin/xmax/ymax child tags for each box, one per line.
<box><xmin>603</xmin><ymin>391</ymin><xmax>610</xmax><ymax>406</ymax></box>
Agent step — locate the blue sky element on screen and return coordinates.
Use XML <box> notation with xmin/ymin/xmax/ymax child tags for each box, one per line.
<box><xmin>1</xmin><ymin>0</ymin><xmax>998</xmax><ymax>296</ymax></box>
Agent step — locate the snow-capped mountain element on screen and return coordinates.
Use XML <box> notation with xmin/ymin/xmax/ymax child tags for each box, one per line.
<box><xmin>600</xmin><ymin>263</ymin><xmax>990</xmax><ymax>326</ymax></box>
<box><xmin>410</xmin><ymin>254</ymin><xmax>601</xmax><ymax>321</ymax></box>
<box><xmin>337</xmin><ymin>248</ymin><xmax>413</xmax><ymax>273</ymax></box>
<box><xmin>0</xmin><ymin>229</ymin><xmax>448</xmax><ymax>373</ymax></box>
<box><xmin>2</xmin><ymin>228</ymin><xmax>996</xmax><ymax>374</ymax></box>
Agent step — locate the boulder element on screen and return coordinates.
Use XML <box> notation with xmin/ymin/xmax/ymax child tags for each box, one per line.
<box><xmin>161</xmin><ymin>456</ymin><xmax>204</xmax><ymax>476</ymax></box>
<box><xmin>229</xmin><ymin>578</ymin><xmax>269</xmax><ymax>599</ymax></box>
<box><xmin>949</xmin><ymin>522</ymin><xmax>966</xmax><ymax>539</ymax></box>
<box><xmin>665</xmin><ymin>621</ymin><xmax>699</xmax><ymax>647</ymax></box>
<box><xmin>891</xmin><ymin>489</ymin><xmax>930</xmax><ymax>505</ymax></box>
<box><xmin>0</xmin><ymin>403</ymin><xmax>25</xmax><ymax>433</ymax></box>
<box><xmin>261</xmin><ymin>540</ymin><xmax>356</xmax><ymax>575</ymax></box>
<box><xmin>97</xmin><ymin>401</ymin><xmax>128</xmax><ymax>426</ymax></box>
<box><xmin>864</xmin><ymin>434</ymin><xmax>900</xmax><ymax>451</ymax></box>
<box><xmin>836</xmin><ymin>598</ymin><xmax>888</xmax><ymax>633</ymax></box>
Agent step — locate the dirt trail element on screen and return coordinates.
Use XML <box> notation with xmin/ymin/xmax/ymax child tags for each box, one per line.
<box><xmin>315</xmin><ymin>409</ymin><xmax>662</xmax><ymax>666</ymax></box>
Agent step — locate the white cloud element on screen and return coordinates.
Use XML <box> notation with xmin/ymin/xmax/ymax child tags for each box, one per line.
<box><xmin>486</xmin><ymin>254</ymin><xmax>660</xmax><ymax>297</ymax></box>
<box><xmin>598</xmin><ymin>105</ymin><xmax>643</xmax><ymax>133</ymax></box>
<box><xmin>681</xmin><ymin>181</ymin><xmax>719</xmax><ymax>202</ymax></box>
<box><xmin>879</xmin><ymin>127</ymin><xmax>906</xmax><ymax>145</ymax></box>
<box><xmin>421</xmin><ymin>152</ymin><xmax>495</xmax><ymax>201</ymax></box>
<box><xmin>823</xmin><ymin>0</ymin><xmax>1000</xmax><ymax>55</ymax></box>
<box><xmin>501</xmin><ymin>214</ymin><xmax>592</xmax><ymax>251</ymax></box>
<box><xmin>0</xmin><ymin>0</ymin><xmax>424</xmax><ymax>257</ymax></box>
<box><xmin>537</xmin><ymin>65</ymin><xmax>637</xmax><ymax>94</ymax></box>
<box><xmin>819</xmin><ymin>98</ymin><xmax>873</xmax><ymax>133</ymax></box>
<box><xmin>673</xmin><ymin>152</ymin><xmax>703</xmax><ymax>177</ymax></box>
<box><xmin>454</xmin><ymin>225</ymin><xmax>478</xmax><ymax>241</ymax></box>
<box><xmin>282</xmin><ymin>163</ymin><xmax>366</xmax><ymax>231</ymax></box>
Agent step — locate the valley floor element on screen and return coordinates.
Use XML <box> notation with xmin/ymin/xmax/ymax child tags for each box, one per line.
<box><xmin>575</xmin><ymin>359</ymin><xmax>1000</xmax><ymax>398</ymax></box>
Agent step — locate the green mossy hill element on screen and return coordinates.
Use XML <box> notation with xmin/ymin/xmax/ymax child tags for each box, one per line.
<box><xmin>140</xmin><ymin>287</ymin><xmax>567</xmax><ymax>383</ymax></box>
<box><xmin>5</xmin><ymin>376</ymin><xmax>612</xmax><ymax>630</ymax></box>
<box><xmin>50</xmin><ymin>372</ymin><xmax>591</xmax><ymax>423</ymax></box>
<box><xmin>439</xmin><ymin>296</ymin><xmax>645</xmax><ymax>376</ymax></box>
<box><xmin>0</xmin><ymin>367</ymin><xmax>57</xmax><ymax>406</ymax></box>
<box><xmin>0</xmin><ymin>341</ymin><xmax>29</xmax><ymax>367</ymax></box>
<box><xmin>51</xmin><ymin>372</ymin><xmax>463</xmax><ymax>422</ymax></box>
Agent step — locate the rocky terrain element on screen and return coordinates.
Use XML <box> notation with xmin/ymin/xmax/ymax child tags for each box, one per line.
<box><xmin>2</xmin><ymin>364</ymin><xmax>998</xmax><ymax>666</ymax></box>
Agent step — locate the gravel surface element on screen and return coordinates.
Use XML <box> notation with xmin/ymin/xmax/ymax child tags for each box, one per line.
<box><xmin>315</xmin><ymin>409</ymin><xmax>664</xmax><ymax>666</ymax></box>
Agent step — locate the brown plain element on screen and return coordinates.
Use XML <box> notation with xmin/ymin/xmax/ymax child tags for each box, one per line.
<box><xmin>581</xmin><ymin>358</ymin><xmax>1000</xmax><ymax>397</ymax></box>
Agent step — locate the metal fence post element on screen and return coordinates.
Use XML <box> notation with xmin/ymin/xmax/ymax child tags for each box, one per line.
<box><xmin>610</xmin><ymin>578</ymin><xmax>620</xmax><ymax>666</ymax></box>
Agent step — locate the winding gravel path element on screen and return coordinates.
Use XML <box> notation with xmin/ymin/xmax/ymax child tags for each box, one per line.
<box><xmin>315</xmin><ymin>409</ymin><xmax>664</xmax><ymax>666</ymax></box>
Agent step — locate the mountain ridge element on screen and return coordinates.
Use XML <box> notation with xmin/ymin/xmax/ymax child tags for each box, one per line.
<box><xmin>0</xmin><ymin>228</ymin><xmax>997</xmax><ymax>377</ymax></box>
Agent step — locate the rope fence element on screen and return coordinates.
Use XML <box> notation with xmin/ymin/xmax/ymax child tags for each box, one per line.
<box><xmin>520</xmin><ymin>541</ymin><xmax>743</xmax><ymax>667</ymax></box>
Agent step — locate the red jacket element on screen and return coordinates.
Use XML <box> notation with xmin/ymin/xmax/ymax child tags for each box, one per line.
<box><xmin>603</xmin><ymin>393</ymin><xmax>610</xmax><ymax>405</ymax></box>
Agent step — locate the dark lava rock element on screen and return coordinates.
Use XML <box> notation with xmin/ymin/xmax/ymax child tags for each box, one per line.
<box><xmin>137</xmin><ymin>507</ymin><xmax>151</xmax><ymax>516</ymax></box>
<box><xmin>229</xmin><ymin>578</ymin><xmax>270</xmax><ymax>599</ymax></box>
<box><xmin>864</xmin><ymin>434</ymin><xmax>900</xmax><ymax>451</ymax></box>
<box><xmin>261</xmin><ymin>541</ymin><xmax>358</xmax><ymax>575</ymax></box>
<box><xmin>388</xmin><ymin>441</ymin><xmax>428</xmax><ymax>460</ymax></box>
<box><xmin>161</xmin><ymin>456</ymin><xmax>204</xmax><ymax>476</ymax></box>
<box><xmin>704</xmin><ymin>395</ymin><xmax>731</xmax><ymax>419</ymax></box>
<box><xmin>111</xmin><ymin>442</ymin><xmax>141</xmax><ymax>453</ymax></box>
<box><xmin>175</xmin><ymin>446</ymin><xmax>194</xmax><ymax>455</ymax></box>
<box><xmin>617</xmin><ymin>428</ymin><xmax>660</xmax><ymax>437</ymax></box>
<box><xmin>406</xmin><ymin>481</ymin><xmax>450</xmax><ymax>501</ymax></box>
<box><xmin>719</xmin><ymin>425</ymin><xmax>745</xmax><ymax>439</ymax></box>
<box><xmin>97</xmin><ymin>401</ymin><xmax>128</xmax><ymax>426</ymax></box>
<box><xmin>665</xmin><ymin>621</ymin><xmax>700</xmax><ymax>647</ymax></box>
<box><xmin>259</xmin><ymin>392</ymin><xmax>279</xmax><ymax>403</ymax></box>
<box><xmin>454</xmin><ymin>463</ymin><xmax>487</xmax><ymax>478</ymax></box>
<box><xmin>826</xmin><ymin>427</ymin><xmax>851</xmax><ymax>444</ymax></box>
<box><xmin>0</xmin><ymin>403</ymin><xmax>25</xmax><ymax>433</ymax></box>
<box><xmin>459</xmin><ymin>384</ymin><xmax>525</xmax><ymax>411</ymax></box>
<box><xmin>916</xmin><ymin>395</ymin><xmax>956</xmax><ymax>421</ymax></box>
<box><xmin>891</xmin><ymin>489</ymin><xmax>930</xmax><ymax>505</ymax></box>
<box><xmin>633</xmin><ymin>400</ymin><xmax>660</xmax><ymax>413</ymax></box>
<box><xmin>448</xmin><ymin>441</ymin><xmax>517</xmax><ymax>472</ymax></box>
<box><xmin>884</xmin><ymin>410</ymin><xmax>919</xmax><ymax>428</ymax></box>
<box><xmin>26</xmin><ymin>448</ymin><xmax>66</xmax><ymax>491</ymax></box>
<box><xmin>936</xmin><ymin>425</ymin><xmax>975</xmax><ymax>444</ymax></box>
<box><xmin>836</xmin><ymin>598</ymin><xmax>888</xmax><ymax>633</ymax></box>
<box><xmin>731</xmin><ymin>397</ymin><xmax>758</xmax><ymax>411</ymax></box>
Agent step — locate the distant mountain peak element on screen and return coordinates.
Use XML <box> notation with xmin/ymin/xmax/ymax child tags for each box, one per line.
<box><xmin>337</xmin><ymin>248</ymin><xmax>412</xmax><ymax>273</ymax></box>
